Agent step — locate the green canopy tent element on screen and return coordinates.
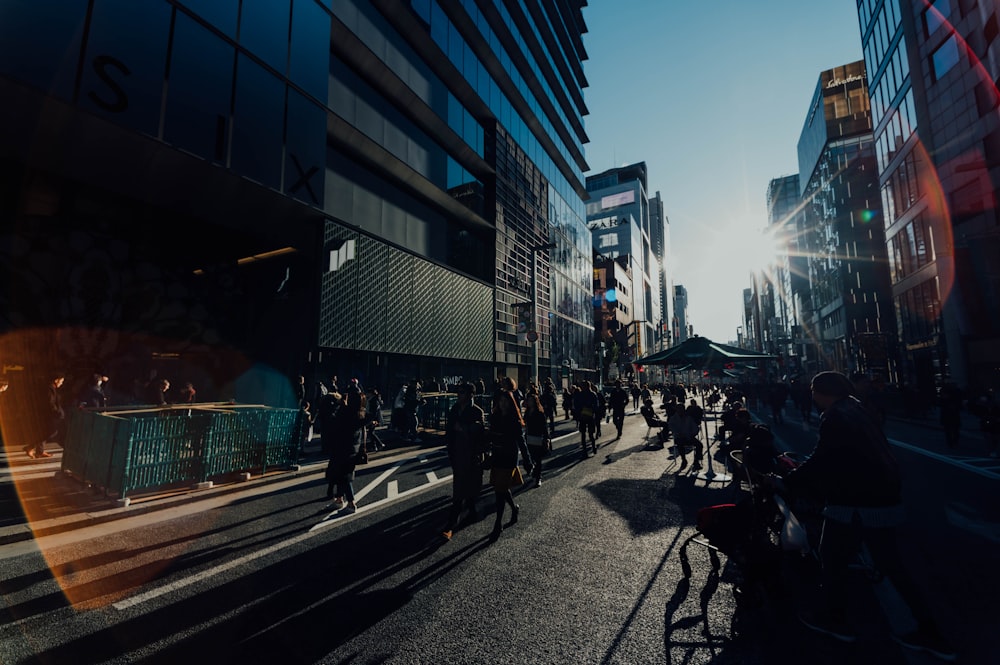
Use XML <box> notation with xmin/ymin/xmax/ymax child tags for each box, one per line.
<box><xmin>634</xmin><ymin>334</ymin><xmax>776</xmax><ymax>369</ymax></box>
<box><xmin>633</xmin><ymin>335</ymin><xmax>776</xmax><ymax>482</ymax></box>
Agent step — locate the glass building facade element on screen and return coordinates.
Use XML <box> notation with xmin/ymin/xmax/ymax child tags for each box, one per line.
<box><xmin>0</xmin><ymin>0</ymin><xmax>592</xmax><ymax>402</ymax></box>
<box><xmin>858</xmin><ymin>0</ymin><xmax>1000</xmax><ymax>394</ymax></box>
<box><xmin>796</xmin><ymin>61</ymin><xmax>895</xmax><ymax>377</ymax></box>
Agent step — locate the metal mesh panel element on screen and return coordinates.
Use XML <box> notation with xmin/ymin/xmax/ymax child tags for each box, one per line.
<box><xmin>319</xmin><ymin>220</ymin><xmax>493</xmax><ymax>362</ymax></box>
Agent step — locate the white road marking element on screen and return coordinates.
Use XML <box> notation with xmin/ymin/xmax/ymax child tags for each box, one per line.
<box><xmin>425</xmin><ymin>470</ymin><xmax>438</xmax><ymax>483</ymax></box>
<box><xmin>114</xmin><ymin>462</ymin><xmax>451</xmax><ymax>610</ymax></box>
<box><xmin>386</xmin><ymin>480</ymin><xmax>399</xmax><ymax>499</ymax></box>
<box><xmin>887</xmin><ymin>438</ymin><xmax>1000</xmax><ymax>480</ymax></box>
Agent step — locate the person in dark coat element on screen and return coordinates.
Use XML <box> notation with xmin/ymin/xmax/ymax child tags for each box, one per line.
<box><xmin>782</xmin><ymin>371</ymin><xmax>955</xmax><ymax>659</ymax></box>
<box><xmin>488</xmin><ymin>378</ymin><xmax>525</xmax><ymax>541</ymax></box>
<box><xmin>608</xmin><ymin>379</ymin><xmax>630</xmax><ymax>439</ymax></box>
<box><xmin>324</xmin><ymin>383</ymin><xmax>366</xmax><ymax>514</ymax></box>
<box><xmin>441</xmin><ymin>384</ymin><xmax>487</xmax><ymax>540</ymax></box>
<box><xmin>24</xmin><ymin>373</ymin><xmax>65</xmax><ymax>459</ymax></box>
<box><xmin>523</xmin><ymin>393</ymin><xmax>551</xmax><ymax>486</ymax></box>
<box><xmin>79</xmin><ymin>373</ymin><xmax>109</xmax><ymax>409</ymax></box>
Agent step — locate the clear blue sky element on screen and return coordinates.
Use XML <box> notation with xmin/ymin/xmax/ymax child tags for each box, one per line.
<box><xmin>581</xmin><ymin>1</ymin><xmax>863</xmax><ymax>343</ymax></box>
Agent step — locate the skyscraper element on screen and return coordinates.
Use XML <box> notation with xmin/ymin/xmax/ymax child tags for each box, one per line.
<box><xmin>796</xmin><ymin>60</ymin><xmax>895</xmax><ymax>377</ymax></box>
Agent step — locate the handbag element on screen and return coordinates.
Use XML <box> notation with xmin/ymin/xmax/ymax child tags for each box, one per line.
<box><xmin>355</xmin><ymin>449</ymin><xmax>369</xmax><ymax>465</ymax></box>
<box><xmin>526</xmin><ymin>434</ymin><xmax>546</xmax><ymax>447</ymax></box>
<box><xmin>580</xmin><ymin>407</ymin><xmax>594</xmax><ymax>419</ymax></box>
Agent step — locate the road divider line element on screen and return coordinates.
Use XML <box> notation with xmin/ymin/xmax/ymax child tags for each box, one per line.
<box><xmin>425</xmin><ymin>470</ymin><xmax>438</xmax><ymax>483</ymax></box>
<box><xmin>888</xmin><ymin>437</ymin><xmax>1000</xmax><ymax>480</ymax></box>
<box><xmin>387</xmin><ymin>480</ymin><xmax>398</xmax><ymax>499</ymax></box>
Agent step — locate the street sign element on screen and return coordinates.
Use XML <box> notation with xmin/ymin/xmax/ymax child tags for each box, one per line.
<box><xmin>526</xmin><ymin>330</ymin><xmax>538</xmax><ymax>343</ymax></box>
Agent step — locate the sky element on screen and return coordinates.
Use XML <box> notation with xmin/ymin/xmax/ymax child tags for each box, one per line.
<box><xmin>580</xmin><ymin>1</ymin><xmax>863</xmax><ymax>343</ymax></box>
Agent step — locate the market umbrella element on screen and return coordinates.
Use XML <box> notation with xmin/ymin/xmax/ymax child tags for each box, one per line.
<box><xmin>633</xmin><ymin>335</ymin><xmax>775</xmax><ymax>483</ymax></box>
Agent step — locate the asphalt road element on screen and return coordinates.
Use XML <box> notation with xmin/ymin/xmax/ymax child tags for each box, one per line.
<box><xmin>1</xmin><ymin>399</ymin><xmax>998</xmax><ymax>664</ymax></box>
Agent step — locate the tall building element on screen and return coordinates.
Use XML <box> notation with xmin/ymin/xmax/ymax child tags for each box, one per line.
<box><xmin>796</xmin><ymin>60</ymin><xmax>895</xmax><ymax>377</ymax></box>
<box><xmin>0</xmin><ymin>0</ymin><xmax>592</xmax><ymax>400</ymax></box>
<box><xmin>585</xmin><ymin>162</ymin><xmax>660</xmax><ymax>371</ymax></box>
<box><xmin>766</xmin><ymin>174</ymin><xmax>803</xmax><ymax>371</ymax></box>
<box><xmin>857</xmin><ymin>0</ymin><xmax>1000</xmax><ymax>394</ymax></box>
<box><xmin>648</xmin><ymin>190</ymin><xmax>674</xmax><ymax>351</ymax></box>
<box><xmin>674</xmin><ymin>284</ymin><xmax>690</xmax><ymax>344</ymax></box>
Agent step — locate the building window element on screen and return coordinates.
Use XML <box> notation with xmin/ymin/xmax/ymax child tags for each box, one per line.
<box><xmin>923</xmin><ymin>0</ymin><xmax>953</xmax><ymax>37</ymax></box>
<box><xmin>931</xmin><ymin>36</ymin><xmax>961</xmax><ymax>81</ymax></box>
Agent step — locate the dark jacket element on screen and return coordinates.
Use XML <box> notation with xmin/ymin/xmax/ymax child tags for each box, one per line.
<box><xmin>784</xmin><ymin>396</ymin><xmax>900</xmax><ymax>507</ymax></box>
<box><xmin>446</xmin><ymin>401</ymin><xmax>486</xmax><ymax>498</ymax></box>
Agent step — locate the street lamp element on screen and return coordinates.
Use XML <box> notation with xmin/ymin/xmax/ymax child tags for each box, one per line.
<box><xmin>530</xmin><ymin>241</ymin><xmax>556</xmax><ymax>385</ymax></box>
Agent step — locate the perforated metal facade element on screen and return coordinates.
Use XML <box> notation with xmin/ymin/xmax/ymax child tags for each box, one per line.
<box><xmin>319</xmin><ymin>221</ymin><xmax>493</xmax><ymax>361</ymax></box>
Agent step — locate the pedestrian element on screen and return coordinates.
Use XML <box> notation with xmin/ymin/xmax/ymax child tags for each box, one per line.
<box><xmin>768</xmin><ymin>381</ymin><xmax>787</xmax><ymax>425</ymax></box>
<box><xmin>324</xmin><ymin>381</ymin><xmax>367</xmax><ymax>514</ymax></box>
<box><xmin>781</xmin><ymin>371</ymin><xmax>956</xmax><ymax>660</ymax></box>
<box><xmin>441</xmin><ymin>384</ymin><xmax>487</xmax><ymax>540</ymax></box>
<box><xmin>561</xmin><ymin>386</ymin><xmax>573</xmax><ymax>420</ymax></box>
<box><xmin>475</xmin><ymin>377</ymin><xmax>487</xmax><ymax>395</ymax></box>
<box><xmin>293</xmin><ymin>375</ymin><xmax>307</xmax><ymax>408</ymax></box>
<box><xmin>540</xmin><ymin>383</ymin><xmax>558</xmax><ymax>436</ymax></box>
<box><xmin>609</xmin><ymin>379</ymin><xmax>629</xmax><ymax>439</ymax></box>
<box><xmin>24</xmin><ymin>372</ymin><xmax>65</xmax><ymax>459</ymax></box>
<box><xmin>669</xmin><ymin>404</ymin><xmax>702</xmax><ymax>471</ymax></box>
<box><xmin>573</xmin><ymin>381</ymin><xmax>600</xmax><ymax>457</ymax></box>
<box><xmin>523</xmin><ymin>393</ymin><xmax>551</xmax><ymax>486</ymax></box>
<box><xmin>488</xmin><ymin>380</ymin><xmax>525</xmax><ymax>541</ymax></box>
<box><xmin>630</xmin><ymin>382</ymin><xmax>641</xmax><ymax>410</ymax></box>
<box><xmin>595</xmin><ymin>386</ymin><xmax>607</xmax><ymax>437</ymax></box>
<box><xmin>79</xmin><ymin>373</ymin><xmax>109</xmax><ymax>408</ymax></box>
<box><xmin>296</xmin><ymin>400</ymin><xmax>315</xmax><ymax>458</ymax></box>
<box><xmin>365</xmin><ymin>388</ymin><xmax>384</xmax><ymax>450</ymax></box>
<box><xmin>402</xmin><ymin>379</ymin><xmax>425</xmax><ymax>442</ymax></box>
<box><xmin>152</xmin><ymin>378</ymin><xmax>170</xmax><ymax>406</ymax></box>
<box><xmin>177</xmin><ymin>382</ymin><xmax>196</xmax><ymax>404</ymax></box>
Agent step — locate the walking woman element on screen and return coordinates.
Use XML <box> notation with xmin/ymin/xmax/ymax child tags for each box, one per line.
<box><xmin>441</xmin><ymin>384</ymin><xmax>487</xmax><ymax>540</ymax></box>
<box><xmin>523</xmin><ymin>393</ymin><xmax>551</xmax><ymax>486</ymax></box>
<box><xmin>488</xmin><ymin>377</ymin><xmax>525</xmax><ymax>540</ymax></box>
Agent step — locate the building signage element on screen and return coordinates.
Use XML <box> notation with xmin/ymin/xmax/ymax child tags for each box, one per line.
<box><xmin>826</xmin><ymin>73</ymin><xmax>865</xmax><ymax>88</ymax></box>
<box><xmin>600</xmin><ymin>190</ymin><xmax>635</xmax><ymax>209</ymax></box>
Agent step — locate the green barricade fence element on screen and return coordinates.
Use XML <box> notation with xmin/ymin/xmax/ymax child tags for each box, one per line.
<box><xmin>415</xmin><ymin>393</ymin><xmax>494</xmax><ymax>431</ymax></box>
<box><xmin>62</xmin><ymin>404</ymin><xmax>302</xmax><ymax>502</ymax></box>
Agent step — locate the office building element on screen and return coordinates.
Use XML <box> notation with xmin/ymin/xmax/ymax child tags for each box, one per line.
<box><xmin>586</xmin><ymin>162</ymin><xmax>660</xmax><ymax>371</ymax></box>
<box><xmin>796</xmin><ymin>60</ymin><xmax>895</xmax><ymax>377</ymax></box>
<box><xmin>0</xmin><ymin>0</ymin><xmax>593</xmax><ymax>400</ymax></box>
<box><xmin>857</xmin><ymin>0</ymin><xmax>1000</xmax><ymax>393</ymax></box>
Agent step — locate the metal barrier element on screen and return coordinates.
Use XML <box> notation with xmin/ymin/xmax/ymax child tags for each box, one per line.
<box><xmin>415</xmin><ymin>393</ymin><xmax>494</xmax><ymax>431</ymax></box>
<box><xmin>62</xmin><ymin>403</ymin><xmax>302</xmax><ymax>503</ymax></box>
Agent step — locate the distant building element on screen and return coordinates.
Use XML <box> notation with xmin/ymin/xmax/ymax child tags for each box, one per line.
<box><xmin>765</xmin><ymin>174</ymin><xmax>802</xmax><ymax>370</ymax></box>
<box><xmin>649</xmin><ymin>191</ymin><xmax>674</xmax><ymax>350</ymax></box>
<box><xmin>586</xmin><ymin>162</ymin><xmax>661</xmax><ymax>371</ymax></box>
<box><xmin>674</xmin><ymin>284</ymin><xmax>690</xmax><ymax>344</ymax></box>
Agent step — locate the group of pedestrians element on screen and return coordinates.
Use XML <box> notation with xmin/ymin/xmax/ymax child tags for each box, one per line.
<box><xmin>440</xmin><ymin>376</ymin><xmax>554</xmax><ymax>542</ymax></box>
